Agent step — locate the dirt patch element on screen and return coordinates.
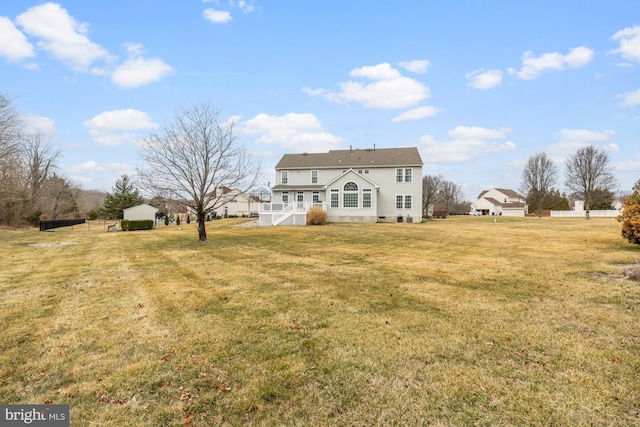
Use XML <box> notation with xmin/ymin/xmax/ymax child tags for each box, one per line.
<box><xmin>17</xmin><ymin>242</ymin><xmax>78</xmax><ymax>247</ymax></box>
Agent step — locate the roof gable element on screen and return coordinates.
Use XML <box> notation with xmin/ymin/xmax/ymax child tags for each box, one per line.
<box><xmin>275</xmin><ymin>147</ymin><xmax>423</xmax><ymax>169</ymax></box>
<box><xmin>323</xmin><ymin>169</ymin><xmax>380</xmax><ymax>189</ymax></box>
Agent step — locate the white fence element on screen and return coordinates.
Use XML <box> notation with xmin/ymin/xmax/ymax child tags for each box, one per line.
<box><xmin>258</xmin><ymin>202</ymin><xmax>326</xmax><ymax>226</ymax></box>
<box><xmin>550</xmin><ymin>209</ymin><xmax>621</xmax><ymax>218</ymax></box>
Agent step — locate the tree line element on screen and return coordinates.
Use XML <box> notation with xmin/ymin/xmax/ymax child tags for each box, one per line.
<box><xmin>521</xmin><ymin>147</ymin><xmax>617</xmax><ymax>218</ymax></box>
<box><xmin>0</xmin><ymin>93</ymin><xmax>96</xmax><ymax>226</ymax></box>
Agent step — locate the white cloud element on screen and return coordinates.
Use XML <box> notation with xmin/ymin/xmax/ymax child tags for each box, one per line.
<box><xmin>449</xmin><ymin>126</ymin><xmax>512</xmax><ymax>140</ymax></box>
<box><xmin>238</xmin><ymin>1</ymin><xmax>256</xmax><ymax>13</ymax></box>
<box><xmin>301</xmin><ymin>87</ymin><xmax>327</xmax><ymax>96</ymax></box>
<box><xmin>466</xmin><ymin>68</ymin><xmax>503</xmax><ymax>89</ymax></box>
<box><xmin>616</xmin><ymin>89</ymin><xmax>640</xmax><ymax>107</ymax></box>
<box><xmin>83</xmin><ymin>109</ymin><xmax>158</xmax><ymax>146</ymax></box>
<box><xmin>323</xmin><ymin>62</ymin><xmax>430</xmax><ymax>109</ymax></box>
<box><xmin>615</xmin><ymin>159</ymin><xmax>640</xmax><ymax>171</ymax></box>
<box><xmin>203</xmin><ymin>8</ymin><xmax>232</xmax><ymax>23</ymax></box>
<box><xmin>610</xmin><ymin>25</ymin><xmax>640</xmax><ymax>63</ymax></box>
<box><xmin>0</xmin><ymin>16</ymin><xmax>34</xmax><ymax>62</ymax></box>
<box><xmin>392</xmin><ymin>106</ymin><xmax>440</xmax><ymax>122</ymax></box>
<box><xmin>241</xmin><ymin>113</ymin><xmax>343</xmax><ymax>150</ymax></box>
<box><xmin>508</xmin><ymin>46</ymin><xmax>594</xmax><ymax>80</ymax></box>
<box><xmin>16</xmin><ymin>2</ymin><xmax>113</xmax><ymax>71</ymax></box>
<box><xmin>22</xmin><ymin>114</ymin><xmax>56</xmax><ymax>135</ymax></box>
<box><xmin>397</xmin><ymin>60</ymin><xmax>430</xmax><ymax>74</ymax></box>
<box><xmin>419</xmin><ymin>126</ymin><xmax>516</xmax><ymax>163</ymax></box>
<box><xmin>548</xmin><ymin>128</ymin><xmax>617</xmax><ymax>161</ymax></box>
<box><xmin>69</xmin><ymin>160</ymin><xmax>131</xmax><ymax>174</ymax></box>
<box><xmin>555</xmin><ymin>128</ymin><xmax>616</xmax><ymax>143</ymax></box>
<box><xmin>111</xmin><ymin>57</ymin><xmax>173</xmax><ymax>88</ymax></box>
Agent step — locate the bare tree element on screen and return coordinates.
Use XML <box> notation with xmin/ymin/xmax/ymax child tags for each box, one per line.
<box><xmin>439</xmin><ymin>180</ymin><xmax>464</xmax><ymax>217</ymax></box>
<box><xmin>565</xmin><ymin>145</ymin><xmax>617</xmax><ymax>219</ymax></box>
<box><xmin>0</xmin><ymin>93</ymin><xmax>26</xmax><ymax>226</ymax></box>
<box><xmin>422</xmin><ymin>174</ymin><xmax>443</xmax><ymax>218</ymax></box>
<box><xmin>138</xmin><ymin>103</ymin><xmax>261</xmax><ymax>241</ymax></box>
<box><xmin>520</xmin><ymin>152</ymin><xmax>558</xmax><ymax>216</ymax></box>
<box><xmin>0</xmin><ymin>93</ymin><xmax>22</xmax><ymax>162</ymax></box>
<box><xmin>39</xmin><ymin>174</ymin><xmax>78</xmax><ymax>220</ymax></box>
<box><xmin>24</xmin><ymin>132</ymin><xmax>60</xmax><ymax>200</ymax></box>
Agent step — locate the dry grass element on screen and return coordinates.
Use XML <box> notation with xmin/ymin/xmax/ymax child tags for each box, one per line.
<box><xmin>306</xmin><ymin>207</ymin><xmax>328</xmax><ymax>225</ymax></box>
<box><xmin>1</xmin><ymin>217</ymin><xmax>639</xmax><ymax>426</ymax></box>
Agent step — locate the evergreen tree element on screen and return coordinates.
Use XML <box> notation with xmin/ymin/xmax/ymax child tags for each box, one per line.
<box><xmin>99</xmin><ymin>175</ymin><xmax>144</xmax><ymax>219</ymax></box>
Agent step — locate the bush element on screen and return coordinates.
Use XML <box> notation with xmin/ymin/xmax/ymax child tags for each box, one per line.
<box><xmin>120</xmin><ymin>220</ymin><xmax>154</xmax><ymax>231</ymax></box>
<box><xmin>306</xmin><ymin>207</ymin><xmax>328</xmax><ymax>225</ymax></box>
<box><xmin>617</xmin><ymin>180</ymin><xmax>640</xmax><ymax>245</ymax></box>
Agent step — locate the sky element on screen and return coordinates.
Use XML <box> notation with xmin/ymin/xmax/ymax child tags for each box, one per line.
<box><xmin>1</xmin><ymin>0</ymin><xmax>639</xmax><ymax>200</ymax></box>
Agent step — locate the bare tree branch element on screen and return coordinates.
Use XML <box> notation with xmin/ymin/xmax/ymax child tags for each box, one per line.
<box><xmin>137</xmin><ymin>103</ymin><xmax>261</xmax><ymax>241</ymax></box>
<box><xmin>520</xmin><ymin>152</ymin><xmax>558</xmax><ymax>216</ymax></box>
<box><xmin>565</xmin><ymin>145</ymin><xmax>617</xmax><ymax>219</ymax></box>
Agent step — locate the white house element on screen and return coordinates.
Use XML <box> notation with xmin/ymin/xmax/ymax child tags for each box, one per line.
<box><xmin>210</xmin><ymin>187</ymin><xmax>259</xmax><ymax>218</ymax></box>
<box><xmin>123</xmin><ymin>204</ymin><xmax>159</xmax><ymax>221</ymax></box>
<box><xmin>471</xmin><ymin>188</ymin><xmax>527</xmax><ymax>217</ymax></box>
<box><xmin>262</xmin><ymin>147</ymin><xmax>423</xmax><ymax>225</ymax></box>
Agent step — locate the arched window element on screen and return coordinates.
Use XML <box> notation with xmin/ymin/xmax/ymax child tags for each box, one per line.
<box><xmin>344</xmin><ymin>182</ymin><xmax>358</xmax><ymax>191</ymax></box>
<box><xmin>343</xmin><ymin>182</ymin><xmax>358</xmax><ymax>207</ymax></box>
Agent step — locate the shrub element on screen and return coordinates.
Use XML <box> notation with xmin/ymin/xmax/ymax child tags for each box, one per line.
<box><xmin>176</xmin><ymin>216</ymin><xmax>181</xmax><ymax>226</ymax></box>
<box><xmin>306</xmin><ymin>207</ymin><xmax>328</xmax><ymax>225</ymax></box>
<box><xmin>617</xmin><ymin>180</ymin><xmax>640</xmax><ymax>245</ymax></box>
<box><xmin>164</xmin><ymin>216</ymin><xmax>169</xmax><ymax>226</ymax></box>
<box><xmin>186</xmin><ymin>215</ymin><xmax>191</xmax><ymax>224</ymax></box>
<box><xmin>120</xmin><ymin>220</ymin><xmax>154</xmax><ymax>231</ymax></box>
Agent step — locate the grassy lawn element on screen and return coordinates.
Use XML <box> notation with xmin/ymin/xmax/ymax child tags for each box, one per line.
<box><xmin>1</xmin><ymin>217</ymin><xmax>639</xmax><ymax>426</ymax></box>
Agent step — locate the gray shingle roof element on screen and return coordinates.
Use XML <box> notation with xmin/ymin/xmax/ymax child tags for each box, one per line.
<box><xmin>275</xmin><ymin>147</ymin><xmax>423</xmax><ymax>169</ymax></box>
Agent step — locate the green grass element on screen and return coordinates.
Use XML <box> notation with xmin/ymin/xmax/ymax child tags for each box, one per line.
<box><xmin>1</xmin><ymin>217</ymin><xmax>639</xmax><ymax>426</ymax></box>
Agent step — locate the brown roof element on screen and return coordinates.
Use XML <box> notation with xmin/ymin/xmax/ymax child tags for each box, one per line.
<box><xmin>496</xmin><ymin>188</ymin><xmax>525</xmax><ymax>200</ymax></box>
<box><xmin>476</xmin><ymin>188</ymin><xmax>525</xmax><ymax>200</ymax></box>
<box><xmin>503</xmin><ymin>203</ymin><xmax>525</xmax><ymax>208</ymax></box>
<box><xmin>275</xmin><ymin>147</ymin><xmax>423</xmax><ymax>169</ymax></box>
<box><xmin>484</xmin><ymin>197</ymin><xmax>502</xmax><ymax>206</ymax></box>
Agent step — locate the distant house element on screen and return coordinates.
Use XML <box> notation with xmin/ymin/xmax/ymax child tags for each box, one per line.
<box><xmin>208</xmin><ymin>187</ymin><xmax>259</xmax><ymax>218</ymax></box>
<box><xmin>123</xmin><ymin>204</ymin><xmax>159</xmax><ymax>222</ymax></box>
<box><xmin>263</xmin><ymin>147</ymin><xmax>423</xmax><ymax>225</ymax></box>
<box><xmin>471</xmin><ymin>188</ymin><xmax>527</xmax><ymax>217</ymax></box>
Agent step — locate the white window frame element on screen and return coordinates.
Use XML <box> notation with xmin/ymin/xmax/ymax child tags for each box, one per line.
<box><xmin>330</xmin><ymin>189</ymin><xmax>339</xmax><ymax>208</ymax></box>
<box><xmin>363</xmin><ymin>189</ymin><xmax>372</xmax><ymax>208</ymax></box>
<box><xmin>311</xmin><ymin>170</ymin><xmax>318</xmax><ymax>184</ymax></box>
<box><xmin>281</xmin><ymin>170</ymin><xmax>288</xmax><ymax>184</ymax></box>
<box><xmin>404</xmin><ymin>168</ymin><xmax>413</xmax><ymax>183</ymax></box>
<box><xmin>282</xmin><ymin>191</ymin><xmax>289</xmax><ymax>204</ymax></box>
<box><xmin>396</xmin><ymin>168</ymin><xmax>404</xmax><ymax>183</ymax></box>
<box><xmin>396</xmin><ymin>194</ymin><xmax>412</xmax><ymax>209</ymax></box>
<box><xmin>297</xmin><ymin>191</ymin><xmax>304</xmax><ymax>202</ymax></box>
<box><xmin>312</xmin><ymin>191</ymin><xmax>320</xmax><ymax>203</ymax></box>
<box><xmin>343</xmin><ymin>182</ymin><xmax>359</xmax><ymax>208</ymax></box>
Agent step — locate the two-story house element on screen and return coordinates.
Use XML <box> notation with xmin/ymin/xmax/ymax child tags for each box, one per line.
<box><xmin>471</xmin><ymin>188</ymin><xmax>527</xmax><ymax>217</ymax></box>
<box><xmin>263</xmin><ymin>147</ymin><xmax>423</xmax><ymax>225</ymax></box>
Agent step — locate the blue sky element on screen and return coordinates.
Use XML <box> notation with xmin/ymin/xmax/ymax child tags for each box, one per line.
<box><xmin>1</xmin><ymin>1</ymin><xmax>639</xmax><ymax>200</ymax></box>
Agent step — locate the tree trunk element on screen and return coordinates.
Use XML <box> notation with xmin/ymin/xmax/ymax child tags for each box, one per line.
<box><xmin>197</xmin><ymin>210</ymin><xmax>207</xmax><ymax>241</ymax></box>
